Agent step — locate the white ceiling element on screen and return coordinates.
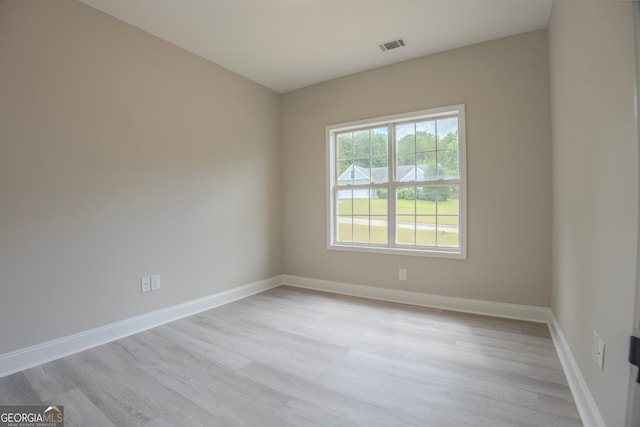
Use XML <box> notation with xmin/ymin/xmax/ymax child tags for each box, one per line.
<box><xmin>79</xmin><ymin>0</ymin><xmax>554</xmax><ymax>93</ymax></box>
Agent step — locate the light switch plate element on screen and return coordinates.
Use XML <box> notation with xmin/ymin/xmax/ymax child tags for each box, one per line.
<box><xmin>151</xmin><ymin>274</ymin><xmax>161</xmax><ymax>291</ymax></box>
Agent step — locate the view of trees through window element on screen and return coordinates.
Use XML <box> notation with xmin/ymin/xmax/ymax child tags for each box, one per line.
<box><xmin>333</xmin><ymin>113</ymin><xmax>462</xmax><ymax>251</ymax></box>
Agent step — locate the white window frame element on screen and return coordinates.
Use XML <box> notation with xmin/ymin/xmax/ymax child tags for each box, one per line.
<box><xmin>326</xmin><ymin>104</ymin><xmax>467</xmax><ymax>259</ymax></box>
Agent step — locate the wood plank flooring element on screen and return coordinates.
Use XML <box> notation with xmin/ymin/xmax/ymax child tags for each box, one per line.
<box><xmin>0</xmin><ymin>286</ymin><xmax>582</xmax><ymax>426</ymax></box>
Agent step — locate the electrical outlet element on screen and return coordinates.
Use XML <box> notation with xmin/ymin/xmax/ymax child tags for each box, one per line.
<box><xmin>399</xmin><ymin>268</ymin><xmax>407</xmax><ymax>281</ymax></box>
<box><xmin>141</xmin><ymin>277</ymin><xmax>151</xmax><ymax>293</ymax></box>
<box><xmin>596</xmin><ymin>337</ymin><xmax>605</xmax><ymax>370</ymax></box>
<box><xmin>151</xmin><ymin>274</ymin><xmax>161</xmax><ymax>291</ymax></box>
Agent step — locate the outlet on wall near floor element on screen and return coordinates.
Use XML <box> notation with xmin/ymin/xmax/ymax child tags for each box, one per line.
<box><xmin>399</xmin><ymin>268</ymin><xmax>407</xmax><ymax>281</ymax></box>
<box><xmin>592</xmin><ymin>330</ymin><xmax>605</xmax><ymax>370</ymax></box>
<box><xmin>596</xmin><ymin>336</ymin><xmax>605</xmax><ymax>370</ymax></box>
<box><xmin>141</xmin><ymin>277</ymin><xmax>151</xmax><ymax>293</ymax></box>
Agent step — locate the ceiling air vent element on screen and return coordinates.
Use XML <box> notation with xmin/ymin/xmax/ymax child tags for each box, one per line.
<box><xmin>379</xmin><ymin>39</ymin><xmax>406</xmax><ymax>52</ymax></box>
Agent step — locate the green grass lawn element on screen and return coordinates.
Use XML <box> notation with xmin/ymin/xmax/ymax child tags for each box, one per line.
<box><xmin>338</xmin><ymin>198</ymin><xmax>459</xmax><ymax>226</ymax></box>
<box><xmin>338</xmin><ymin>223</ymin><xmax>388</xmax><ymax>244</ymax></box>
<box><xmin>337</xmin><ymin>223</ymin><xmax>459</xmax><ymax>247</ymax></box>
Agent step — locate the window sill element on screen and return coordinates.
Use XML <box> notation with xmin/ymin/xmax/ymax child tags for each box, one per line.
<box><xmin>327</xmin><ymin>243</ymin><xmax>466</xmax><ymax>259</ymax></box>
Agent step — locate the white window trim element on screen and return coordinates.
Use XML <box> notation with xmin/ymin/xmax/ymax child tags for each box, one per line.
<box><xmin>326</xmin><ymin>104</ymin><xmax>467</xmax><ymax>259</ymax></box>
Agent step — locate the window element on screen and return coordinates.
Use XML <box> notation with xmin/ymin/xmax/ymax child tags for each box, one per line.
<box><xmin>327</xmin><ymin>105</ymin><xmax>466</xmax><ymax>258</ymax></box>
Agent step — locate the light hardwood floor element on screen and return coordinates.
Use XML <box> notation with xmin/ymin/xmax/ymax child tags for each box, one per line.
<box><xmin>0</xmin><ymin>286</ymin><xmax>582</xmax><ymax>426</ymax></box>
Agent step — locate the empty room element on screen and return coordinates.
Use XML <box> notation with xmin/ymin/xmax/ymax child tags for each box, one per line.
<box><xmin>1</xmin><ymin>0</ymin><xmax>639</xmax><ymax>426</ymax></box>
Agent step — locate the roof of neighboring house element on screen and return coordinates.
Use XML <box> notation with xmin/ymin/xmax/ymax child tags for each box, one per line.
<box><xmin>338</xmin><ymin>164</ymin><xmax>430</xmax><ymax>183</ymax></box>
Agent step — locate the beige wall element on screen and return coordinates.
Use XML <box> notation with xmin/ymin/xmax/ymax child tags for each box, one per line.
<box><xmin>281</xmin><ymin>30</ymin><xmax>552</xmax><ymax>306</ymax></box>
<box><xmin>548</xmin><ymin>1</ymin><xmax>638</xmax><ymax>426</ymax></box>
<box><xmin>0</xmin><ymin>0</ymin><xmax>282</xmax><ymax>354</ymax></box>
<box><xmin>5</xmin><ymin>3</ymin><xmax>637</xmax><ymax>423</ymax></box>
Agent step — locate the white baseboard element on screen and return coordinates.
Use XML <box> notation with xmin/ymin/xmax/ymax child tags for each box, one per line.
<box><xmin>0</xmin><ymin>276</ymin><xmax>282</xmax><ymax>379</ymax></box>
<box><xmin>282</xmin><ymin>274</ymin><xmax>550</xmax><ymax>323</ymax></box>
<box><xmin>547</xmin><ymin>312</ymin><xmax>606</xmax><ymax>427</ymax></box>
